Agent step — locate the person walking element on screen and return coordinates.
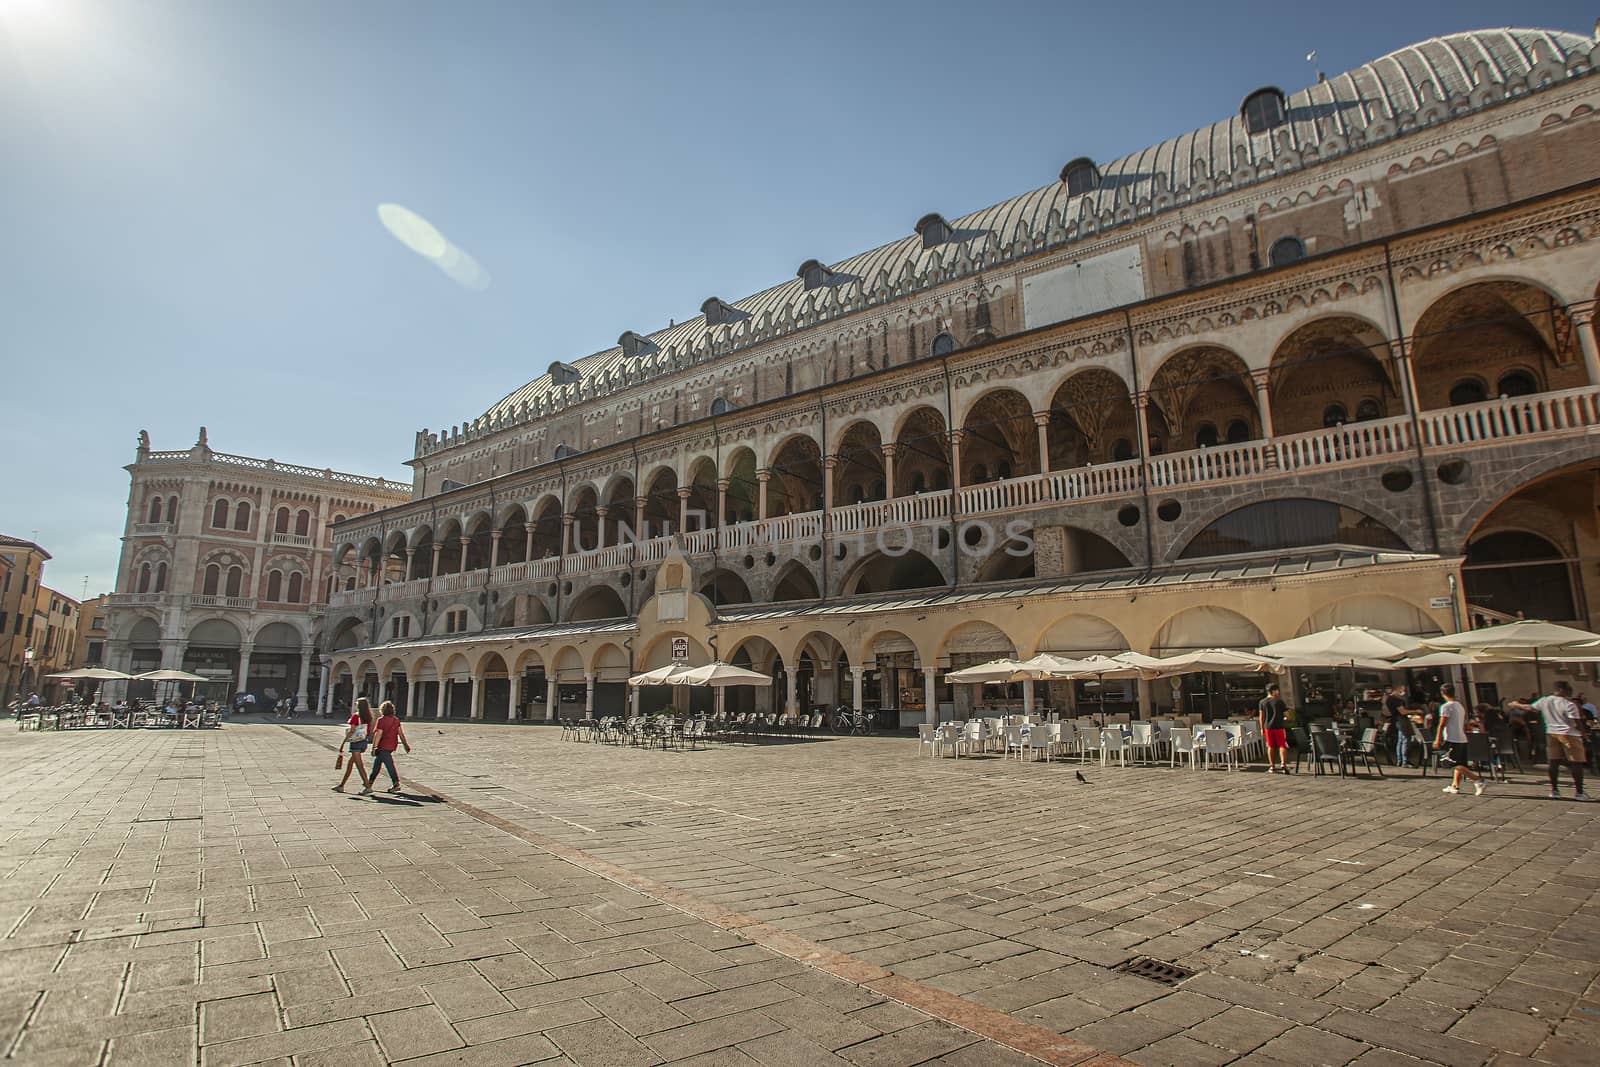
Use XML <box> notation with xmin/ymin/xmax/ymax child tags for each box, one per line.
<box><xmin>362</xmin><ymin>701</ymin><xmax>410</xmax><ymax>795</ymax></box>
<box><xmin>1511</xmin><ymin>681</ymin><xmax>1589</xmax><ymax>800</ymax></box>
<box><xmin>1435</xmin><ymin>683</ymin><xmax>1484</xmax><ymax>796</ymax></box>
<box><xmin>1257</xmin><ymin>683</ymin><xmax>1289</xmax><ymax>773</ymax></box>
<box><xmin>335</xmin><ymin>699</ymin><xmax>374</xmax><ymax>792</ymax></box>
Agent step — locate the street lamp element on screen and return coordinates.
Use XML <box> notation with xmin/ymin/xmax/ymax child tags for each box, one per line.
<box><xmin>21</xmin><ymin>647</ymin><xmax>35</xmax><ymax>701</ymax></box>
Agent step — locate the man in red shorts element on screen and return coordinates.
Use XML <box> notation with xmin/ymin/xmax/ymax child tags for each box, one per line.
<box><xmin>1258</xmin><ymin>682</ymin><xmax>1290</xmax><ymax>774</ymax></box>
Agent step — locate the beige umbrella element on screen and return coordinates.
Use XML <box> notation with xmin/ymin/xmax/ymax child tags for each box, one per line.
<box><xmin>136</xmin><ymin>669</ymin><xmax>209</xmax><ymax>682</ymax></box>
<box><xmin>1385</xmin><ymin>650</ymin><xmax>1493</xmax><ymax>669</ymax></box>
<box><xmin>628</xmin><ymin>663</ymin><xmax>695</xmax><ymax>686</ymax></box>
<box><xmin>674</xmin><ymin>662</ymin><xmax>771</xmax><ymax>687</ymax></box>
<box><xmin>1258</xmin><ymin>626</ymin><xmax>1419</xmax><ymax>664</ymax></box>
<box><xmin>1143</xmin><ymin>649</ymin><xmax>1282</xmax><ymax>677</ymax></box>
<box><xmin>1423</xmin><ymin>619</ymin><xmax>1600</xmax><ymax>691</ymax></box>
<box><xmin>944</xmin><ymin>659</ymin><xmax>1027</xmax><ymax>684</ymax></box>
<box><xmin>48</xmin><ymin>667</ymin><xmax>133</xmax><ymax>680</ymax></box>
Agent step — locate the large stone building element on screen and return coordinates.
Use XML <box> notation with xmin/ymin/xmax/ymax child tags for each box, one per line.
<box><xmin>325</xmin><ymin>26</ymin><xmax>1600</xmax><ymax>724</ymax></box>
<box><xmin>101</xmin><ymin>431</ymin><xmax>409</xmax><ymax>705</ymax></box>
<box><xmin>0</xmin><ymin>535</ymin><xmax>50</xmax><ymax>704</ymax></box>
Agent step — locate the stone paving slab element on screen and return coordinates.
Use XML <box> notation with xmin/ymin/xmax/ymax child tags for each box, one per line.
<box><xmin>4</xmin><ymin>722</ymin><xmax>1599</xmax><ymax>1065</ymax></box>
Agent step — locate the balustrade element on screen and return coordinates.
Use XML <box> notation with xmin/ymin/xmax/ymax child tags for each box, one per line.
<box><xmin>1418</xmin><ymin>384</ymin><xmax>1600</xmax><ymax>448</ymax></box>
<box><xmin>187</xmin><ymin>594</ymin><xmax>255</xmax><ymax>610</ymax></box>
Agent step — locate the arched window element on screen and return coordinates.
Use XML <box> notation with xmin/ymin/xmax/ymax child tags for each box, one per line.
<box><xmin>849</xmin><ymin>485</ymin><xmax>865</xmax><ymax>504</ymax></box>
<box><xmin>1268</xmin><ymin>236</ymin><xmax>1306</xmax><ymax>267</ymax></box>
<box><xmin>225</xmin><ymin>566</ymin><xmax>243</xmax><ymax>598</ymax></box>
<box><xmin>933</xmin><ymin>469</ymin><xmax>949</xmax><ymax>491</ymax></box>
<box><xmin>345</xmin><ymin>576</ymin><xmax>356</xmax><ymax>591</ymax></box>
<box><xmin>1060</xmin><ymin>157</ymin><xmax>1100</xmax><ymax>197</ymax></box>
<box><xmin>275</xmin><ymin>507</ymin><xmax>290</xmax><ymax>533</ymax></box>
<box><xmin>1322</xmin><ymin>403</ymin><xmax>1348</xmax><ymax>427</ymax></box>
<box><xmin>287</xmin><ymin>572</ymin><xmax>304</xmax><ymax>603</ymax></box>
<box><xmin>266</xmin><ymin>570</ymin><xmax>283</xmax><ymax>602</ymax></box>
<box><xmin>931</xmin><ymin>332</ymin><xmax>956</xmax><ymax>357</ymax></box>
<box><xmin>1225</xmin><ymin>419</ymin><xmax>1251</xmax><ymax>444</ymax></box>
<box><xmin>1112</xmin><ymin>438</ymin><xmax>1135</xmax><ymax>461</ymax></box>
<box><xmin>1464</xmin><ymin>531</ymin><xmax>1575</xmax><ymax>621</ymax></box>
<box><xmin>1355</xmin><ymin>398</ymin><xmax>1382</xmax><ymax>421</ymax></box>
<box><xmin>155</xmin><ymin>562</ymin><xmax>167</xmax><ymax>592</ymax></box>
<box><xmin>973</xmin><ymin>464</ymin><xmax>989</xmax><ymax>484</ymax></box>
<box><xmin>1449</xmin><ymin>379</ymin><xmax>1488</xmax><ymax>406</ymax></box>
<box><xmin>295</xmin><ymin>509</ymin><xmax>311</xmax><ymax>536</ymax></box>
<box><xmin>211</xmin><ymin>500</ymin><xmax>228</xmax><ymax>528</ymax></box>
<box><xmin>1195</xmin><ymin>423</ymin><xmax>1220</xmax><ymax>448</ymax></box>
<box><xmin>911</xmin><ymin>472</ymin><xmax>927</xmax><ymax>494</ymax></box>
<box><xmin>203</xmin><ymin>564</ymin><xmax>220</xmax><ymax>596</ymax></box>
<box><xmin>1240</xmin><ymin>87</ymin><xmax>1288</xmax><ymax>134</ymax></box>
<box><xmin>167</xmin><ymin>496</ymin><xmax>178</xmax><ymax>524</ymax></box>
<box><xmin>234</xmin><ymin>501</ymin><xmax>251</xmax><ymax>531</ymax></box>
<box><xmin>1496</xmin><ymin>370</ymin><xmax>1537</xmax><ymax>397</ymax></box>
<box><xmin>1180</xmin><ymin>499</ymin><xmax>1408</xmax><ymax>559</ymax></box>
<box><xmin>148</xmin><ymin>498</ymin><xmax>163</xmax><ymax>523</ymax></box>
<box><xmin>137</xmin><ymin>564</ymin><xmax>152</xmax><ymax>593</ymax></box>
<box><xmin>996</xmin><ymin>460</ymin><xmax>1012</xmax><ymax>480</ymax></box>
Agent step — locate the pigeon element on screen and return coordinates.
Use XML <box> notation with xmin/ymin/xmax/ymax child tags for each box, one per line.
<box><xmin>1075</xmin><ymin>771</ymin><xmax>1088</xmax><ymax>784</ymax></box>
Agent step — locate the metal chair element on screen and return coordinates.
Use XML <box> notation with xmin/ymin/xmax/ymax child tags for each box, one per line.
<box><xmin>1308</xmin><ymin>730</ymin><xmax>1346</xmax><ymax>777</ymax></box>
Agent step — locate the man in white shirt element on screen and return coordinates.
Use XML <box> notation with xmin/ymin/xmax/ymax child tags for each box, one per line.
<box><xmin>1512</xmin><ymin>680</ymin><xmax>1588</xmax><ymax>800</ymax></box>
<box><xmin>1434</xmin><ymin>684</ymin><xmax>1484</xmax><ymax>796</ymax></box>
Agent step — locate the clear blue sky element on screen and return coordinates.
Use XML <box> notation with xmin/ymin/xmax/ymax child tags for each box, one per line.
<box><xmin>2</xmin><ymin>0</ymin><xmax>1595</xmax><ymax>599</ymax></box>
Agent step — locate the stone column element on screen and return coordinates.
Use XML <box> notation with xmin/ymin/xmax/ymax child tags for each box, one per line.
<box><xmin>1393</xmin><ymin>337</ymin><xmax>1421</xmax><ymax>416</ymax></box>
<box><xmin>595</xmin><ymin>506</ymin><xmax>609</xmax><ymax>549</ymax></box>
<box><xmin>404</xmin><ymin>547</ymin><xmax>416</xmax><ymax>581</ymax></box>
<box><xmin>1570</xmin><ymin>308</ymin><xmax>1600</xmax><ymax>387</ymax></box>
<box><xmin>1023</xmin><ymin>679</ymin><xmax>1035</xmax><ymax>719</ymax></box>
<box><xmin>317</xmin><ymin>663</ymin><xmax>330</xmax><ymax>716</ymax></box>
<box><xmin>507</xmin><ymin>673</ymin><xmax>521</xmax><ymax>722</ymax></box>
<box><xmin>523</xmin><ymin>521</ymin><xmax>536</xmax><ymax>561</ymax></box>
<box><xmin>1250</xmin><ymin>370</ymin><xmax>1275</xmax><ymax>439</ymax></box>
<box><xmin>546</xmin><ymin>677</ymin><xmax>559</xmax><ymax>722</ymax></box>
<box><xmin>880</xmin><ymin>444</ymin><xmax>897</xmax><ymax>499</ymax></box>
<box><xmin>457</xmin><ymin>537</ymin><xmax>469</xmax><ymax>573</ymax></box>
<box><xmin>1033</xmin><ymin>412</ymin><xmax>1052</xmax><ymax>473</ymax></box>
<box><xmin>435</xmin><ymin>682</ymin><xmax>446</xmax><ymax>719</ymax></box>
<box><xmin>561</xmin><ymin>514</ymin><xmax>573</xmax><ymax>556</ymax></box>
<box><xmin>630</xmin><ymin>685</ymin><xmax>640</xmax><ymax>716</ymax></box>
<box><xmin>634</xmin><ymin>496</ymin><xmax>651</xmax><ymax>541</ymax></box>
<box><xmin>924</xmin><ymin>667</ymin><xmax>938</xmax><ymax>726</ymax></box>
<box><xmin>430</xmin><ymin>542</ymin><xmax>443</xmax><ymax>582</ymax></box>
<box><xmin>469</xmin><ymin>674</ymin><xmax>481</xmax><ymax>719</ymax></box>
<box><xmin>237</xmin><ymin>643</ymin><xmax>254</xmax><ymax>696</ymax></box>
<box><xmin>489</xmin><ymin>530</ymin><xmax>502</xmax><ymax>571</ymax></box>
<box><xmin>949</xmin><ymin>430</ymin><xmax>965</xmax><ymax>490</ymax></box>
<box><xmin>407</xmin><ymin>678</ymin><xmax>419</xmax><ymax>719</ymax></box>
<box><xmin>823</xmin><ymin>455</ymin><xmax>837</xmax><ymax>510</ymax></box>
<box><xmin>676</xmin><ymin>487</ymin><xmax>692</xmax><ymax>533</ymax></box>
<box><xmin>296</xmin><ymin>644</ymin><xmax>313</xmax><ymax>708</ymax></box>
<box><xmin>851</xmin><ymin>664</ymin><xmax>864</xmax><ymax>712</ymax></box>
<box><xmin>785</xmin><ymin>665</ymin><xmax>799</xmax><ymax>715</ymax></box>
<box><xmin>1133</xmin><ymin>392</ymin><xmax>1151</xmax><ymax>457</ymax></box>
<box><xmin>585</xmin><ymin>674</ymin><xmax>595</xmax><ymax>715</ymax></box>
<box><xmin>715</xmin><ymin>480</ymin><xmax>729</xmax><ymax>527</ymax></box>
<box><xmin>160</xmin><ymin>638</ymin><xmax>185</xmax><ymax>670</ymax></box>
<box><xmin>756</xmin><ymin>470</ymin><xmax>770</xmax><ymax>520</ymax></box>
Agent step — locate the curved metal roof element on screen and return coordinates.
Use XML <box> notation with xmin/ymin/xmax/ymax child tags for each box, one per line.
<box><xmin>460</xmin><ymin>27</ymin><xmax>1594</xmax><ymax>440</ymax></box>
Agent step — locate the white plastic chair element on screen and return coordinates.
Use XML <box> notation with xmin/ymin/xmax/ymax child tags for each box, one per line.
<box><xmin>983</xmin><ymin>717</ymin><xmax>1005</xmax><ymax>752</ymax></box>
<box><xmin>1003</xmin><ymin>725</ymin><xmax>1026</xmax><ymax>760</ymax></box>
<box><xmin>962</xmin><ymin>720</ymin><xmax>990</xmax><ymax>757</ymax></box>
<box><xmin>917</xmin><ymin>723</ymin><xmax>937</xmax><ymax>757</ymax></box>
<box><xmin>1169</xmin><ymin>727</ymin><xmax>1195</xmax><ymax>769</ymax></box>
<box><xmin>1025</xmin><ymin>724</ymin><xmax>1055</xmax><ymax>762</ymax></box>
<box><xmin>1052</xmin><ymin>721</ymin><xmax>1078</xmax><ymax>760</ymax></box>
<box><xmin>1201</xmin><ymin>727</ymin><xmax>1235</xmax><ymax>771</ymax></box>
<box><xmin>1129</xmin><ymin>722</ymin><xmax>1157</xmax><ymax>764</ymax></box>
<box><xmin>1100</xmin><ymin>728</ymin><xmax>1128</xmax><ymax>767</ymax></box>
<box><xmin>935</xmin><ymin>723</ymin><xmax>962</xmax><ymax>757</ymax></box>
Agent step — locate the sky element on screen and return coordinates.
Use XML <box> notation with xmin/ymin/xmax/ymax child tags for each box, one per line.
<box><xmin>2</xmin><ymin>0</ymin><xmax>1595</xmax><ymax>600</ymax></box>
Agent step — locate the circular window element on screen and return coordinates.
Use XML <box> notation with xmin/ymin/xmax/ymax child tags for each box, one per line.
<box><xmin>546</xmin><ymin>584</ymin><xmax>557</xmax><ymax>597</ymax></box>
<box><xmin>742</xmin><ymin>554</ymin><xmax>754</xmax><ymax>570</ymax></box>
<box><xmin>962</xmin><ymin>524</ymin><xmax>984</xmax><ymax>547</ymax></box>
<box><xmin>619</xmin><ymin>573</ymin><xmax>631</xmax><ymax>588</ymax></box>
<box><xmin>1437</xmin><ymin>459</ymin><xmax>1469</xmax><ymax>485</ymax></box>
<box><xmin>1380</xmin><ymin>468</ymin><xmax>1414</xmax><ymax>493</ymax></box>
<box><xmin>561</xmin><ymin>581</ymin><xmax>572</xmax><ymax>596</ymax></box>
<box><xmin>764</xmin><ymin>552</ymin><xmax>776</xmax><ymax>567</ymax></box>
<box><xmin>1156</xmin><ymin>500</ymin><xmax>1182</xmax><ymax>522</ymax></box>
<box><xmin>936</xmin><ymin>528</ymin><xmax>951</xmax><ymax>550</ymax></box>
<box><xmin>808</xmin><ymin>544</ymin><xmax>822</xmax><ymax>561</ymax></box>
<box><xmin>1355</xmin><ymin>398</ymin><xmax>1382</xmax><ymax>421</ymax></box>
<box><xmin>834</xmin><ymin>544</ymin><xmax>846</xmax><ymax>560</ymax></box>
<box><xmin>1117</xmin><ymin>505</ymin><xmax>1141</xmax><ymax>527</ymax></box>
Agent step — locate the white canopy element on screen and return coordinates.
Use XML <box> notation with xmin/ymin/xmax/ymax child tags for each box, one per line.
<box><xmin>945</xmin><ymin>659</ymin><xmax>1027</xmax><ymax>684</ymax></box>
<box><xmin>628</xmin><ymin>663</ymin><xmax>695</xmax><ymax>686</ymax></box>
<box><xmin>136</xmin><ymin>669</ymin><xmax>209</xmax><ymax>682</ymax></box>
<box><xmin>673</xmin><ymin>662</ymin><xmax>771</xmax><ymax>687</ymax></box>
<box><xmin>1257</xmin><ymin>625</ymin><xmax>1419</xmax><ymax>665</ymax></box>
<box><xmin>47</xmin><ymin>667</ymin><xmax>133</xmax><ymax>680</ymax></box>
<box><xmin>1144</xmin><ymin>648</ymin><xmax>1282</xmax><ymax>677</ymax></box>
<box><xmin>1422</xmin><ymin>620</ymin><xmax>1600</xmax><ymax>657</ymax></box>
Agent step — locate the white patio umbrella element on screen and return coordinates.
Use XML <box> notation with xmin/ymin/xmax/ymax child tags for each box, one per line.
<box><xmin>47</xmin><ymin>667</ymin><xmax>133</xmax><ymax>680</ymax></box>
<box><xmin>1143</xmin><ymin>648</ymin><xmax>1283</xmax><ymax>678</ymax></box>
<box><xmin>1422</xmin><ymin>620</ymin><xmax>1600</xmax><ymax>692</ymax></box>
<box><xmin>627</xmin><ymin>663</ymin><xmax>695</xmax><ymax>686</ymax></box>
<box><xmin>944</xmin><ymin>658</ymin><xmax>1026</xmax><ymax>684</ymax></box>
<box><xmin>674</xmin><ymin>662</ymin><xmax>771</xmax><ymax>687</ymax></box>
<box><xmin>1384</xmin><ymin>650</ymin><xmax>1492</xmax><ymax>669</ymax></box>
<box><xmin>136</xmin><ymin>669</ymin><xmax>209</xmax><ymax>682</ymax></box>
<box><xmin>1257</xmin><ymin>625</ymin><xmax>1420</xmax><ymax>664</ymax></box>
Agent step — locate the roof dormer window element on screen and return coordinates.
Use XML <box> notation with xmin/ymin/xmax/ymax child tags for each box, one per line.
<box><xmin>915</xmin><ymin>213</ymin><xmax>954</xmax><ymax>249</ymax></box>
<box><xmin>548</xmin><ymin>361</ymin><xmax>582</xmax><ymax>386</ymax></box>
<box><xmin>700</xmin><ymin>297</ymin><xmax>751</xmax><ymax>327</ymax></box>
<box><xmin>1060</xmin><ymin>158</ymin><xmax>1100</xmax><ymax>197</ymax></box>
<box><xmin>797</xmin><ymin>259</ymin><xmax>836</xmax><ymax>290</ymax></box>
<box><xmin>618</xmin><ymin>331</ymin><xmax>660</xmax><ymax>358</ymax></box>
<box><xmin>1241</xmin><ymin>87</ymin><xmax>1288</xmax><ymax>135</ymax></box>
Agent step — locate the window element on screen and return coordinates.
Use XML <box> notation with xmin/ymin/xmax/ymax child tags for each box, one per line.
<box><xmin>1225</xmin><ymin>419</ymin><xmax>1251</xmax><ymax>444</ymax></box>
<box><xmin>1180</xmin><ymin>499</ymin><xmax>1408</xmax><ymax>559</ymax></box>
<box><xmin>1241</xmin><ymin>87</ymin><xmax>1288</xmax><ymax>134</ymax></box>
<box><xmin>211</xmin><ymin>499</ymin><xmax>228</xmax><ymax>528</ymax></box>
<box><xmin>167</xmin><ymin>496</ymin><xmax>178</xmax><ymax>524</ymax></box>
<box><xmin>86</xmin><ymin>641</ymin><xmax>103</xmax><ymax>665</ymax></box>
<box><xmin>148</xmin><ymin>498</ymin><xmax>163</xmax><ymax>523</ymax></box>
<box><xmin>930</xmin><ymin>332</ymin><xmax>956</xmax><ymax>357</ymax></box>
<box><xmin>1195</xmin><ymin>423</ymin><xmax>1220</xmax><ymax>448</ymax></box>
<box><xmin>287</xmin><ymin>572</ymin><xmax>303</xmax><ymax>603</ymax></box>
<box><xmin>1060</xmin><ymin>157</ymin><xmax>1100</xmax><ymax>197</ymax></box>
<box><xmin>1322</xmin><ymin>403</ymin><xmax>1348</xmax><ymax>427</ymax></box>
<box><xmin>915</xmin><ymin>213</ymin><xmax>953</xmax><ymax>249</ymax></box>
<box><xmin>1449</xmin><ymin>379</ymin><xmax>1488</xmax><ymax>406</ymax></box>
<box><xmin>275</xmin><ymin>507</ymin><xmax>290</xmax><ymax>533</ymax></box>
<box><xmin>137</xmin><ymin>564</ymin><xmax>152</xmax><ymax>593</ymax></box>
<box><xmin>443</xmin><ymin>609</ymin><xmax>468</xmax><ymax>634</ymax></box>
<box><xmin>225</xmin><ymin>566</ymin><xmax>243</xmax><ymax>598</ymax></box>
<box><xmin>1497</xmin><ymin>370</ymin><xmax>1537</xmax><ymax>397</ymax></box>
<box><xmin>266</xmin><ymin>570</ymin><xmax>283</xmax><ymax>602</ymax></box>
<box><xmin>1355</xmin><ymin>398</ymin><xmax>1382</xmax><ymax>421</ymax></box>
<box><xmin>1268</xmin><ymin>236</ymin><xmax>1306</xmax><ymax>266</ymax></box>
<box><xmin>234</xmin><ymin>501</ymin><xmax>251</xmax><ymax>531</ymax></box>
<box><xmin>295</xmin><ymin>509</ymin><xmax>311</xmax><ymax>536</ymax></box>
<box><xmin>155</xmin><ymin>562</ymin><xmax>167</xmax><ymax>592</ymax></box>
<box><xmin>391</xmin><ymin>616</ymin><xmax>411</xmax><ymax>640</ymax></box>
<box><xmin>1112</xmin><ymin>438</ymin><xmax>1135</xmax><ymax>461</ymax></box>
<box><xmin>203</xmin><ymin>564</ymin><xmax>220</xmax><ymax>596</ymax></box>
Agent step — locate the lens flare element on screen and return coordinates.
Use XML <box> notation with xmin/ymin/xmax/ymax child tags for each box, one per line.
<box><xmin>376</xmin><ymin>203</ymin><xmax>490</xmax><ymax>291</ymax></box>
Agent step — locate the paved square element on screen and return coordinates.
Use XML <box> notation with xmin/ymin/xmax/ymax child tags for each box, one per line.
<box><xmin>2</xmin><ymin>723</ymin><xmax>1597</xmax><ymax>1066</ymax></box>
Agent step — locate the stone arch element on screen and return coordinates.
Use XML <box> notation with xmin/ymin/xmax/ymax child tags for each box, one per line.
<box><xmin>511</xmin><ymin>647</ymin><xmax>544</xmax><ymax>675</ymax></box>
<box><xmin>497</xmin><ymin>503</ymin><xmax>529</xmax><ymax>565</ymax></box>
<box><xmin>1169</xmin><ymin>487</ymin><xmax>1417</xmax><ymax>561</ymax></box>
<box><xmin>118</xmin><ymin>613</ymin><xmax>164</xmax><ymax>644</ymax></box>
<box><xmin>959</xmin><ymin>387</ymin><xmax>1037</xmax><ymax>483</ymax></box>
<box><xmin>590</xmin><ymin>642</ymin><xmax>630</xmax><ymax>681</ymax></box>
<box><xmin>569</xmin><ymin>484</ymin><xmax>601</xmax><ymax>552</ymax></box>
<box><xmin>328</xmin><ymin>614</ymin><xmax>367</xmax><ymax>651</ymax></box>
<box><xmin>727</xmin><ymin>634</ymin><xmax>781</xmax><ymax>672</ymax></box>
<box><xmin>603</xmin><ymin>476</ymin><xmax>638</xmax><ymax>544</ymax></box>
<box><xmin>1267</xmin><ymin>314</ymin><xmax>1399</xmax><ymax>435</ymax></box>
<box><xmin>253</xmin><ymin>620</ymin><xmax>307</xmax><ymax>649</ymax></box>
<box><xmin>683</xmin><ymin>456</ymin><xmax>719</xmax><ymax>532</ymax></box>
<box><xmin>1410</xmin><ymin>278</ymin><xmax>1586</xmax><ymax>409</ymax></box>
<box><xmin>528</xmin><ymin>496</ymin><xmax>563</xmax><ymax>559</ymax></box>
<box><xmin>1144</xmin><ymin>346</ymin><xmax>1258</xmax><ymax>452</ymax></box>
<box><xmin>568</xmin><ymin>585</ymin><xmax>628</xmax><ymax>621</ymax></box>
<box><xmin>841</xmin><ymin>548</ymin><xmax>947</xmax><ymax>596</ymax></box>
<box><xmin>891</xmin><ymin>405</ymin><xmax>951</xmax><ymax>496</ymax></box>
<box><xmin>766</xmin><ymin>433</ymin><xmax>824</xmax><ymax>517</ymax></box>
<box><xmin>640</xmin><ymin>466</ymin><xmax>680</xmax><ymax>535</ymax></box>
<box><xmin>832</xmin><ymin>420</ymin><xmax>886</xmax><ymax>506</ymax></box>
<box><xmin>1152</xmin><ymin>606</ymin><xmax>1265</xmax><ymax>653</ymax></box>
<box><xmin>1297</xmin><ymin>594</ymin><xmax>1444</xmax><ymax>637</ymax></box>
<box><xmin>769</xmin><ymin>561</ymin><xmax>821</xmax><ymax>602</ymax></box>
<box><xmin>1047</xmin><ymin>367</ymin><xmax>1139</xmax><ymax>467</ymax></box>
<box><xmin>188</xmin><ymin>616</ymin><xmax>242</xmax><ymax>647</ymax></box>
<box><xmin>861</xmin><ymin>628</ymin><xmax>923</xmax><ymax>667</ymax></box>
<box><xmin>1455</xmin><ymin>460</ymin><xmax>1599</xmax><ymax>621</ymax></box>
<box><xmin>1035</xmin><ymin>613</ymin><xmax>1129</xmax><ymax>655</ymax></box>
<box><xmin>937</xmin><ymin>620</ymin><xmax>1018</xmax><ymax>661</ymax></box>
<box><xmin>698</xmin><ymin>568</ymin><xmax>752</xmax><ymax>607</ymax></box>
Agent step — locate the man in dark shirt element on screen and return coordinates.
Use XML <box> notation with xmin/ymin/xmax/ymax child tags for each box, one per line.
<box><xmin>1384</xmin><ymin>684</ymin><xmax>1411</xmax><ymax>766</ymax></box>
<box><xmin>1258</xmin><ymin>683</ymin><xmax>1289</xmax><ymax>774</ymax></box>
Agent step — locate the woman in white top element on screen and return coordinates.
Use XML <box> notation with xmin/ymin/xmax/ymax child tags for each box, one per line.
<box><xmin>1433</xmin><ymin>683</ymin><xmax>1484</xmax><ymax>796</ymax></box>
<box><xmin>334</xmin><ymin>699</ymin><xmax>374</xmax><ymax>792</ymax></box>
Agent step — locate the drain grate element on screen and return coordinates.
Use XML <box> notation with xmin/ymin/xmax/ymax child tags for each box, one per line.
<box><xmin>1115</xmin><ymin>956</ymin><xmax>1195</xmax><ymax>986</ymax></box>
